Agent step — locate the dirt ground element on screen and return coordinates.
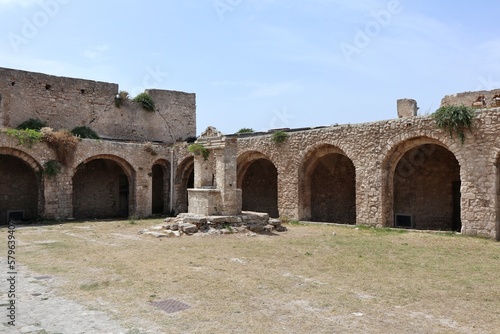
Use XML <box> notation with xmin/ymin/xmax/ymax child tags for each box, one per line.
<box><xmin>1</xmin><ymin>219</ymin><xmax>499</xmax><ymax>334</ymax></box>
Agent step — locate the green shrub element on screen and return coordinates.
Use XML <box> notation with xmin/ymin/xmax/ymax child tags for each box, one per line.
<box><xmin>237</xmin><ymin>128</ymin><xmax>255</xmax><ymax>134</ymax></box>
<box><xmin>16</xmin><ymin>118</ymin><xmax>47</xmax><ymax>131</ymax></box>
<box><xmin>43</xmin><ymin>160</ymin><xmax>61</xmax><ymax>177</ymax></box>
<box><xmin>271</xmin><ymin>130</ymin><xmax>289</xmax><ymax>144</ymax></box>
<box><xmin>432</xmin><ymin>105</ymin><xmax>476</xmax><ymax>144</ymax></box>
<box><xmin>71</xmin><ymin>126</ymin><xmax>100</xmax><ymax>139</ymax></box>
<box><xmin>5</xmin><ymin>128</ymin><xmax>42</xmax><ymax>148</ymax></box>
<box><xmin>188</xmin><ymin>143</ymin><xmax>210</xmax><ymax>161</ymax></box>
<box><xmin>133</xmin><ymin>92</ymin><xmax>155</xmax><ymax>112</ymax></box>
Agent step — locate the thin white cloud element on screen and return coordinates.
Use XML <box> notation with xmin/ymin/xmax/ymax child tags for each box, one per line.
<box><xmin>251</xmin><ymin>81</ymin><xmax>302</xmax><ymax>98</ymax></box>
<box><xmin>83</xmin><ymin>44</ymin><xmax>110</xmax><ymax>60</ymax></box>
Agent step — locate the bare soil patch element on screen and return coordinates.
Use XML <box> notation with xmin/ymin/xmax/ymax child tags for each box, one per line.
<box><xmin>3</xmin><ymin>219</ymin><xmax>500</xmax><ymax>333</ymax></box>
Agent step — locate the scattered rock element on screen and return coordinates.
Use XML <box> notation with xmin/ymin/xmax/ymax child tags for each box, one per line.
<box><xmin>142</xmin><ymin>211</ymin><xmax>287</xmax><ymax>238</ymax></box>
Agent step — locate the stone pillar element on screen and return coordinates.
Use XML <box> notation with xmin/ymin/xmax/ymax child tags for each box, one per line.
<box><xmin>43</xmin><ymin>167</ymin><xmax>73</xmax><ymax>220</ymax></box>
<box><xmin>397</xmin><ymin>99</ymin><xmax>418</xmax><ymax>118</ymax></box>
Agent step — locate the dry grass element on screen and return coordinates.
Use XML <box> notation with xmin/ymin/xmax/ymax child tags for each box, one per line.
<box><xmin>41</xmin><ymin>127</ymin><xmax>79</xmax><ymax>165</ymax></box>
<box><xmin>4</xmin><ymin>220</ymin><xmax>500</xmax><ymax>333</ymax></box>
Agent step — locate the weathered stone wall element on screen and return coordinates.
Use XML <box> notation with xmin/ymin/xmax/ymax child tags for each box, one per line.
<box><xmin>441</xmin><ymin>90</ymin><xmax>500</xmax><ymax>108</ymax></box>
<box><xmin>0</xmin><ymin>67</ymin><xmax>195</xmax><ymax>142</ymax></box>
<box><xmin>236</xmin><ymin>108</ymin><xmax>500</xmax><ymax>239</ymax></box>
<box><xmin>0</xmin><ymin>132</ymin><xmax>193</xmax><ymax>222</ymax></box>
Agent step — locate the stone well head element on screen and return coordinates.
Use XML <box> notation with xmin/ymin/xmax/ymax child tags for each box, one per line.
<box><xmin>188</xmin><ymin>126</ymin><xmax>242</xmax><ymax>216</ymax></box>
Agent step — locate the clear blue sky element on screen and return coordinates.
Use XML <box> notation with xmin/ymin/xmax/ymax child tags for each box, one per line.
<box><xmin>1</xmin><ymin>0</ymin><xmax>499</xmax><ymax>134</ymax></box>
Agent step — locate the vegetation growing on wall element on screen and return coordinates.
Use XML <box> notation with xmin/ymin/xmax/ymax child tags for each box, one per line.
<box><xmin>41</xmin><ymin>127</ymin><xmax>79</xmax><ymax>165</ymax></box>
<box><xmin>432</xmin><ymin>105</ymin><xmax>476</xmax><ymax>144</ymax></box>
<box><xmin>237</xmin><ymin>128</ymin><xmax>255</xmax><ymax>134</ymax></box>
<box><xmin>133</xmin><ymin>92</ymin><xmax>155</xmax><ymax>112</ymax></box>
<box><xmin>188</xmin><ymin>143</ymin><xmax>210</xmax><ymax>161</ymax></box>
<box><xmin>16</xmin><ymin>118</ymin><xmax>47</xmax><ymax>131</ymax></box>
<box><xmin>43</xmin><ymin>160</ymin><xmax>61</xmax><ymax>177</ymax></box>
<box><xmin>114</xmin><ymin>90</ymin><xmax>130</xmax><ymax>108</ymax></box>
<box><xmin>5</xmin><ymin>128</ymin><xmax>42</xmax><ymax>148</ymax></box>
<box><xmin>271</xmin><ymin>130</ymin><xmax>289</xmax><ymax>144</ymax></box>
<box><xmin>71</xmin><ymin>126</ymin><xmax>100</xmax><ymax>139</ymax></box>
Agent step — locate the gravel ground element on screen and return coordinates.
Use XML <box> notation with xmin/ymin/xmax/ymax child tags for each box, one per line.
<box><xmin>0</xmin><ymin>258</ymin><xmax>130</xmax><ymax>334</ymax></box>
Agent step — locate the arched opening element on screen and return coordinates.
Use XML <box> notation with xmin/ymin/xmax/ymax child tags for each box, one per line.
<box><xmin>299</xmin><ymin>145</ymin><xmax>356</xmax><ymax>224</ymax></box>
<box><xmin>0</xmin><ymin>153</ymin><xmax>41</xmax><ymax>224</ymax></box>
<box><xmin>73</xmin><ymin>157</ymin><xmax>133</xmax><ymax>219</ymax></box>
<box><xmin>152</xmin><ymin>161</ymin><xmax>171</xmax><ymax>215</ymax></box>
<box><xmin>389</xmin><ymin>142</ymin><xmax>461</xmax><ymax>231</ymax></box>
<box><xmin>238</xmin><ymin>156</ymin><xmax>278</xmax><ymax>217</ymax></box>
<box><xmin>175</xmin><ymin>156</ymin><xmax>194</xmax><ymax>214</ymax></box>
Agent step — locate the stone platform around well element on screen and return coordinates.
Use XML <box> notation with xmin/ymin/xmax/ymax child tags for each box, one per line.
<box><xmin>140</xmin><ymin>211</ymin><xmax>287</xmax><ymax>238</ymax></box>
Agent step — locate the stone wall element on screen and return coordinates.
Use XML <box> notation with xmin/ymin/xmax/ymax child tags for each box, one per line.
<box><xmin>0</xmin><ymin>67</ymin><xmax>195</xmax><ymax>142</ymax></box>
<box><xmin>0</xmin><ymin>132</ymin><xmax>193</xmax><ymax>222</ymax></box>
<box><xmin>1</xmin><ymin>66</ymin><xmax>500</xmax><ymax>240</ymax></box>
<box><xmin>236</xmin><ymin>108</ymin><xmax>500</xmax><ymax>239</ymax></box>
<box><xmin>441</xmin><ymin>89</ymin><xmax>500</xmax><ymax>109</ymax></box>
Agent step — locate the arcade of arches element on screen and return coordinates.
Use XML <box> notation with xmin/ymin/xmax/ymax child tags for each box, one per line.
<box><xmin>2</xmin><ymin>107</ymin><xmax>500</xmax><ymax>240</ymax></box>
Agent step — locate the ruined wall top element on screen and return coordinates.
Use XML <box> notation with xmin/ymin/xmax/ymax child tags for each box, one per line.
<box><xmin>0</xmin><ymin>67</ymin><xmax>196</xmax><ymax>143</ymax></box>
<box><xmin>441</xmin><ymin>89</ymin><xmax>500</xmax><ymax>109</ymax></box>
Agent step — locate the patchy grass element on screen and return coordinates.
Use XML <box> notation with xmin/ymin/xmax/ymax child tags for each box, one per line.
<box><xmin>4</xmin><ymin>219</ymin><xmax>500</xmax><ymax>333</ymax></box>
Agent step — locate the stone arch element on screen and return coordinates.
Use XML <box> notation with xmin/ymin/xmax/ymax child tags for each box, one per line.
<box><xmin>382</xmin><ymin>136</ymin><xmax>461</xmax><ymax>231</ymax></box>
<box><xmin>72</xmin><ymin>154</ymin><xmax>135</xmax><ymax>219</ymax></box>
<box><xmin>175</xmin><ymin>156</ymin><xmax>194</xmax><ymax>213</ymax></box>
<box><xmin>237</xmin><ymin>151</ymin><xmax>278</xmax><ymax>217</ymax></box>
<box><xmin>151</xmin><ymin>159</ymin><xmax>171</xmax><ymax>214</ymax></box>
<box><xmin>0</xmin><ymin>147</ymin><xmax>43</xmax><ymax>224</ymax></box>
<box><xmin>299</xmin><ymin>144</ymin><xmax>356</xmax><ymax>223</ymax></box>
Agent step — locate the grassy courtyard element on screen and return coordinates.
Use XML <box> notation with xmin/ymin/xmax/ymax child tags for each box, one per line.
<box><xmin>3</xmin><ymin>219</ymin><xmax>500</xmax><ymax>333</ymax></box>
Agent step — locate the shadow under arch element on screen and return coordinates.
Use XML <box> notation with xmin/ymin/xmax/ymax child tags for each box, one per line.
<box><xmin>299</xmin><ymin>144</ymin><xmax>356</xmax><ymax>223</ymax></box>
<box><xmin>381</xmin><ymin>136</ymin><xmax>461</xmax><ymax>231</ymax></box>
<box><xmin>174</xmin><ymin>156</ymin><xmax>194</xmax><ymax>214</ymax></box>
<box><xmin>151</xmin><ymin>159</ymin><xmax>171</xmax><ymax>214</ymax></box>
<box><xmin>0</xmin><ymin>147</ymin><xmax>44</xmax><ymax>223</ymax></box>
<box><xmin>72</xmin><ymin>154</ymin><xmax>136</xmax><ymax>219</ymax></box>
<box><xmin>237</xmin><ymin>151</ymin><xmax>278</xmax><ymax>217</ymax></box>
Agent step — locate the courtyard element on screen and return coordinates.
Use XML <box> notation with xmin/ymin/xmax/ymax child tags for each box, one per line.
<box><xmin>1</xmin><ymin>219</ymin><xmax>499</xmax><ymax>333</ymax></box>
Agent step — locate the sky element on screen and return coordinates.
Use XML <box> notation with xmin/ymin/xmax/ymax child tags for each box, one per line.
<box><xmin>0</xmin><ymin>0</ymin><xmax>499</xmax><ymax>135</ymax></box>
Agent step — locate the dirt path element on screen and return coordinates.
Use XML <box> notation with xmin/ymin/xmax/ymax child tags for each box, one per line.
<box><xmin>0</xmin><ymin>258</ymin><xmax>130</xmax><ymax>334</ymax></box>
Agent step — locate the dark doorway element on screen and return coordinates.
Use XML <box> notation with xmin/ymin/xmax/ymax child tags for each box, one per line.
<box><xmin>393</xmin><ymin>144</ymin><xmax>460</xmax><ymax>231</ymax></box>
<box><xmin>152</xmin><ymin>165</ymin><xmax>165</xmax><ymax>214</ymax></box>
<box><xmin>119</xmin><ymin>174</ymin><xmax>129</xmax><ymax>217</ymax></box>
<box><xmin>241</xmin><ymin>158</ymin><xmax>279</xmax><ymax>217</ymax></box>
<box><xmin>310</xmin><ymin>153</ymin><xmax>356</xmax><ymax>224</ymax></box>
<box><xmin>0</xmin><ymin>154</ymin><xmax>39</xmax><ymax>224</ymax></box>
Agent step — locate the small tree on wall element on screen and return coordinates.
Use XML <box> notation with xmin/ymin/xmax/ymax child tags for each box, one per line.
<box><xmin>432</xmin><ymin>105</ymin><xmax>476</xmax><ymax>144</ymax></box>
